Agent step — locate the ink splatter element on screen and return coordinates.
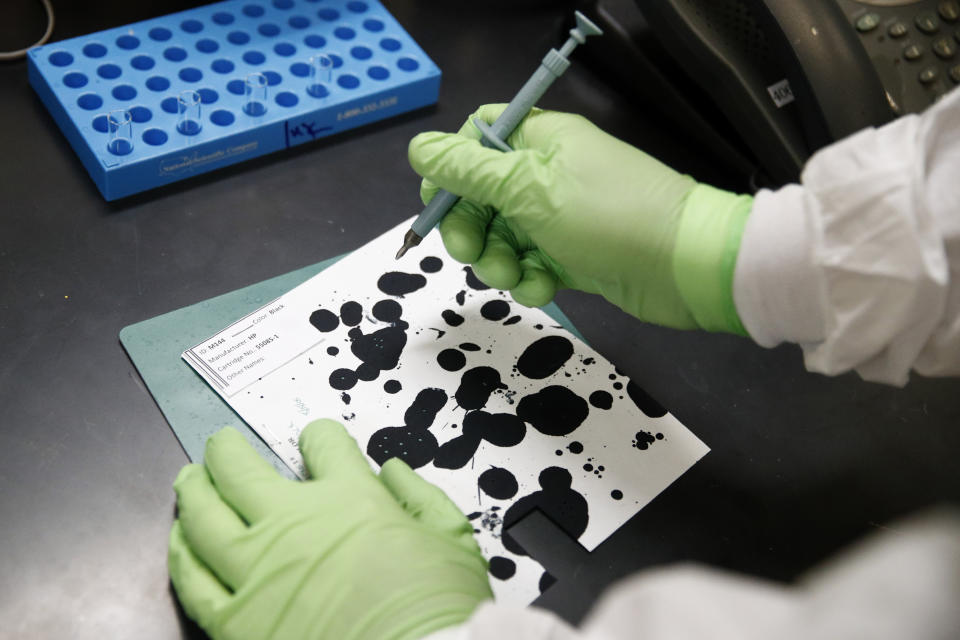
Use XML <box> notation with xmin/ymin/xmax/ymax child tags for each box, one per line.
<box><xmin>480</xmin><ymin>300</ymin><xmax>510</xmax><ymax>321</ymax></box>
<box><xmin>567</xmin><ymin>441</ymin><xmax>583</xmax><ymax>454</ymax></box>
<box><xmin>356</xmin><ymin>362</ymin><xmax>379</xmax><ymax>381</ymax></box>
<box><xmin>632</xmin><ymin>430</ymin><xmax>664</xmax><ymax>450</ymax></box>
<box><xmin>488</xmin><ymin>556</ymin><xmax>516</xmax><ymax>580</ymax></box>
<box><xmin>349</xmin><ymin>317</ymin><xmax>408</xmax><ymax>373</ymax></box>
<box><xmin>627</xmin><ymin>380</ymin><xmax>667</xmax><ymax>418</ymax></box>
<box><xmin>340</xmin><ymin>301</ymin><xmax>362</xmax><ymax>326</ymax></box>
<box><xmin>502</xmin><ymin>467</ymin><xmax>588</xmax><ymax>556</ymax></box>
<box><xmin>437</xmin><ymin>348</ymin><xmax>466</xmax><ymax>372</ymax></box>
<box><xmin>468</xmin><ymin>507</ymin><xmax>503</xmax><ymax>537</ymax></box>
<box><xmin>420</xmin><ymin>256</ymin><xmax>443</xmax><ymax>273</ymax></box>
<box><xmin>384</xmin><ymin>379</ymin><xmax>401</xmax><ymax>394</ymax></box>
<box><xmin>455</xmin><ymin>366</ymin><xmax>506</xmax><ymax>410</ymax></box>
<box><xmin>455</xmin><ymin>290</ymin><xmax>466</xmax><ymax>305</ymax></box>
<box><xmin>329</xmin><ymin>368</ymin><xmax>358</xmax><ymax>391</ymax></box>
<box><xmin>326</xmin><ymin>346</ymin><xmax>339</xmax><ymax>356</ymax></box>
<box><xmin>588</xmin><ymin>390</ymin><xmax>613</xmax><ymax>410</ymax></box>
<box><xmin>441</xmin><ymin>309</ymin><xmax>465</xmax><ymax>327</ymax></box>
<box><xmin>377</xmin><ymin>271</ymin><xmax>427</xmax><ymax>297</ymax></box>
<box><xmin>478</xmin><ymin>466</ymin><xmax>518</xmax><ymax>499</ymax></box>
<box><xmin>517</xmin><ymin>386</ymin><xmax>589</xmax><ymax>436</ymax></box>
<box><xmin>459</xmin><ymin>342</ymin><xmax>481</xmax><ymax>351</ymax></box>
<box><xmin>503</xmin><ymin>315</ymin><xmax>521</xmax><ymax>325</ymax></box>
<box><xmin>367</xmin><ymin>388</ymin><xmax>447</xmax><ymax>468</ymax></box>
<box><xmin>516</xmin><ymin>336</ymin><xmax>574</xmax><ymax>379</ymax></box>
<box><xmin>372</xmin><ymin>299</ymin><xmax>402</xmax><ymax>322</ymax></box>
<box><xmin>464</xmin><ymin>266</ymin><xmax>490</xmax><ymax>290</ymax></box>
<box><xmin>611</xmin><ymin>489</ymin><xmax>623</xmax><ymax>500</ymax></box>
<box><xmin>340</xmin><ymin>392</ymin><xmax>351</xmax><ymax>404</ymax></box>
<box><xmin>309</xmin><ymin>308</ymin><xmax>339</xmax><ymax>332</ymax></box>
<box><xmin>434</xmin><ymin>411</ymin><xmax>525</xmax><ymax>469</ymax></box>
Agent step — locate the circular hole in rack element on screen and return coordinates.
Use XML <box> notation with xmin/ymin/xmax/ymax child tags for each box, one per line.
<box><xmin>212</xmin><ymin>12</ymin><xmax>234</xmax><ymax>25</ymax></box>
<box><xmin>161</xmin><ymin>97</ymin><xmax>179</xmax><ymax>113</ymax></box>
<box><xmin>146</xmin><ymin>75</ymin><xmax>171</xmax><ymax>91</ymax></box>
<box><xmin>112</xmin><ymin>84</ymin><xmax>137</xmax><ymax>100</ymax></box>
<box><xmin>317</xmin><ymin>8</ymin><xmax>340</xmax><ymax>21</ymax></box>
<box><xmin>63</xmin><ymin>72</ymin><xmax>88</xmax><ymax>88</ymax></box>
<box><xmin>143</xmin><ymin>128</ymin><xmax>168</xmax><ymax>145</ymax></box>
<box><xmin>363</xmin><ymin>19</ymin><xmax>384</xmax><ymax>32</ymax></box>
<box><xmin>273</xmin><ymin>0</ymin><xmax>294</xmax><ymax>8</ymax></box>
<box><xmin>131</xmin><ymin>54</ymin><xmax>155</xmax><ymax>70</ymax></box>
<box><xmin>211</xmin><ymin>58</ymin><xmax>235</xmax><ymax>74</ymax></box>
<box><xmin>263</xmin><ymin>70</ymin><xmax>282</xmax><ymax>85</ymax></box>
<box><xmin>289</xmin><ymin>15</ymin><xmax>310</xmax><ymax>29</ymax></box>
<box><xmin>274</xmin><ymin>42</ymin><xmax>296</xmax><ymax>56</ymax></box>
<box><xmin>179</xmin><ymin>67</ymin><xmax>203</xmax><ymax>82</ymax></box>
<box><xmin>304</xmin><ymin>34</ymin><xmax>326</xmax><ymax>48</ymax></box>
<box><xmin>397</xmin><ymin>57</ymin><xmax>419</xmax><ymax>71</ymax></box>
<box><xmin>227</xmin><ymin>31</ymin><xmax>251</xmax><ymax>45</ymax></box>
<box><xmin>164</xmin><ymin>47</ymin><xmax>188</xmax><ymax>62</ymax></box>
<box><xmin>258</xmin><ymin>23</ymin><xmax>281</xmax><ymax>37</ymax></box>
<box><xmin>210</xmin><ymin>109</ymin><xmax>235</xmax><ymax>126</ymax></box>
<box><xmin>350</xmin><ymin>46</ymin><xmax>372</xmax><ymax>60</ymax></box>
<box><xmin>226</xmin><ymin>79</ymin><xmax>246</xmax><ymax>95</ymax></box>
<box><xmin>181</xmin><ymin>19</ymin><xmax>204</xmax><ymax>33</ymax></box>
<box><xmin>328</xmin><ymin>53</ymin><xmax>343</xmax><ymax>68</ymax></box>
<box><xmin>334</xmin><ymin>27</ymin><xmax>356</xmax><ymax>40</ymax></box>
<box><xmin>337</xmin><ymin>74</ymin><xmax>360</xmax><ymax>89</ymax></box>
<box><xmin>380</xmin><ymin>37</ymin><xmax>401</xmax><ymax>51</ymax></box>
<box><xmin>83</xmin><ymin>43</ymin><xmax>108</xmax><ymax>58</ymax></box>
<box><xmin>77</xmin><ymin>93</ymin><xmax>103</xmax><ymax>110</ymax></box>
<box><xmin>367</xmin><ymin>65</ymin><xmax>389</xmax><ymax>80</ymax></box>
<box><xmin>92</xmin><ymin>114</ymin><xmax>109</xmax><ymax>132</ymax></box>
<box><xmin>116</xmin><ymin>35</ymin><xmax>140</xmax><ymax>50</ymax></box>
<box><xmin>275</xmin><ymin>91</ymin><xmax>298</xmax><ymax>107</ymax></box>
<box><xmin>307</xmin><ymin>83</ymin><xmax>328</xmax><ymax>98</ymax></box>
<box><xmin>289</xmin><ymin>62</ymin><xmax>310</xmax><ymax>77</ymax></box>
<box><xmin>197</xmin><ymin>87</ymin><xmax>219</xmax><ymax>104</ymax></box>
<box><xmin>243</xmin><ymin>4</ymin><xmax>266</xmax><ymax>18</ymax></box>
<box><xmin>347</xmin><ymin>1</ymin><xmax>369</xmax><ymax>13</ymax></box>
<box><xmin>130</xmin><ymin>105</ymin><xmax>152</xmax><ymax>122</ymax></box>
<box><xmin>97</xmin><ymin>63</ymin><xmax>122</xmax><ymax>79</ymax></box>
<box><xmin>196</xmin><ymin>38</ymin><xmax>219</xmax><ymax>53</ymax></box>
<box><xmin>149</xmin><ymin>27</ymin><xmax>172</xmax><ymax>42</ymax></box>
<box><xmin>49</xmin><ymin>51</ymin><xmax>74</xmax><ymax>66</ymax></box>
<box><xmin>243</xmin><ymin>50</ymin><xmax>266</xmax><ymax>65</ymax></box>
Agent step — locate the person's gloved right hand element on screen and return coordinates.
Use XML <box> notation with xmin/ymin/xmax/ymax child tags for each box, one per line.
<box><xmin>408</xmin><ymin>104</ymin><xmax>753</xmax><ymax>333</ymax></box>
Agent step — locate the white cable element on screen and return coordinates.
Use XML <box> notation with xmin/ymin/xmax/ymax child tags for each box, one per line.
<box><xmin>0</xmin><ymin>0</ymin><xmax>55</xmax><ymax>62</ymax></box>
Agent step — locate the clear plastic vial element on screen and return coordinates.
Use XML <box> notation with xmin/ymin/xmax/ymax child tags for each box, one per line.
<box><xmin>244</xmin><ymin>73</ymin><xmax>268</xmax><ymax>116</ymax></box>
<box><xmin>107</xmin><ymin>109</ymin><xmax>133</xmax><ymax>155</ymax></box>
<box><xmin>308</xmin><ymin>54</ymin><xmax>332</xmax><ymax>98</ymax></box>
<box><xmin>177</xmin><ymin>90</ymin><xmax>202</xmax><ymax>135</ymax></box>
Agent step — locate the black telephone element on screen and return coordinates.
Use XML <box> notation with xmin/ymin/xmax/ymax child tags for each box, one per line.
<box><xmin>575</xmin><ymin>0</ymin><xmax>960</xmax><ymax>187</ymax></box>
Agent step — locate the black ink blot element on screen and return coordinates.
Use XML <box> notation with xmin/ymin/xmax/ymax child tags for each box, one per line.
<box><xmin>329</xmin><ymin>368</ymin><xmax>358</xmax><ymax>391</ymax></box>
<box><xmin>437</xmin><ymin>348</ymin><xmax>466</xmax><ymax>372</ymax></box>
<box><xmin>377</xmin><ymin>271</ymin><xmax>427</xmax><ymax>297</ymax></box>
<box><xmin>455</xmin><ymin>290</ymin><xmax>466</xmax><ymax>306</ymax></box>
<box><xmin>465</xmin><ymin>411</ymin><xmax>525</xmax><ymax>447</ymax></box>
<box><xmin>459</xmin><ymin>343</ymin><xmax>481</xmax><ymax>351</ymax></box>
<box><xmin>516</xmin><ymin>336</ymin><xmax>574</xmax><ymax>379</ymax></box>
<box><xmin>503</xmin><ymin>315</ymin><xmax>521</xmax><ymax>325</ymax></box>
<box><xmin>488</xmin><ymin>556</ymin><xmax>516</xmax><ymax>581</ymax></box>
<box><xmin>478</xmin><ymin>466</ymin><xmax>518</xmax><ymax>499</ymax></box>
<box><xmin>502</xmin><ymin>467</ymin><xmax>588</xmax><ymax>556</ymax></box>
<box><xmin>611</xmin><ymin>489</ymin><xmax>623</xmax><ymax>500</ymax></box>
<box><xmin>326</xmin><ymin>346</ymin><xmax>339</xmax><ymax>356</ymax></box>
<box><xmin>356</xmin><ymin>362</ymin><xmax>379</xmax><ymax>381</ymax></box>
<box><xmin>309</xmin><ymin>309</ymin><xmax>339</xmax><ymax>332</ymax></box>
<box><xmin>567</xmin><ymin>441</ymin><xmax>583</xmax><ymax>454</ymax></box>
<box><xmin>340</xmin><ymin>301</ymin><xmax>362</xmax><ymax>326</ymax></box>
<box><xmin>384</xmin><ymin>379</ymin><xmax>401</xmax><ymax>394</ymax></box>
<box><xmin>441</xmin><ymin>309</ymin><xmax>465</xmax><ymax>327</ymax></box>
<box><xmin>372</xmin><ymin>299</ymin><xmax>403</xmax><ymax>322</ymax></box>
<box><xmin>589</xmin><ymin>390</ymin><xmax>613</xmax><ymax>410</ymax></box>
<box><xmin>419</xmin><ymin>256</ymin><xmax>443</xmax><ymax>273</ymax></box>
<box><xmin>464</xmin><ymin>266</ymin><xmax>490</xmax><ymax>290</ymax></box>
<box><xmin>455</xmin><ymin>366</ymin><xmax>506</xmax><ymax>410</ymax></box>
<box><xmin>340</xmin><ymin>392</ymin><xmax>351</xmax><ymax>404</ymax></box>
<box><xmin>480</xmin><ymin>300</ymin><xmax>510</xmax><ymax>321</ymax></box>
<box><xmin>627</xmin><ymin>380</ymin><xmax>667</xmax><ymax>418</ymax></box>
<box><xmin>366</xmin><ymin>388</ymin><xmax>446</xmax><ymax>468</ymax></box>
<box><xmin>517</xmin><ymin>386</ymin><xmax>589</xmax><ymax>436</ymax></box>
<box><xmin>404</xmin><ymin>388</ymin><xmax>448</xmax><ymax>429</ymax></box>
<box><xmin>632</xmin><ymin>430</ymin><xmax>663</xmax><ymax>450</ymax></box>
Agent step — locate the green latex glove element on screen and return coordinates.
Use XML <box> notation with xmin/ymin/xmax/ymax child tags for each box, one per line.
<box><xmin>168</xmin><ymin>421</ymin><xmax>492</xmax><ymax>640</ymax></box>
<box><xmin>408</xmin><ymin>104</ymin><xmax>753</xmax><ymax>333</ymax></box>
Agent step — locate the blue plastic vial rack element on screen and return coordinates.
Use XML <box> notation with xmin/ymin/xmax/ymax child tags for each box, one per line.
<box><xmin>28</xmin><ymin>0</ymin><xmax>441</xmax><ymax>200</ymax></box>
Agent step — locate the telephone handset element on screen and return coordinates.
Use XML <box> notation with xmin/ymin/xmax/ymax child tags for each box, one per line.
<box><xmin>576</xmin><ymin>0</ymin><xmax>959</xmax><ymax>187</ymax></box>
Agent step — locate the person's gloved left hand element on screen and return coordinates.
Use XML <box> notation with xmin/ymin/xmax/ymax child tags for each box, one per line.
<box><xmin>168</xmin><ymin>421</ymin><xmax>493</xmax><ymax>640</ymax></box>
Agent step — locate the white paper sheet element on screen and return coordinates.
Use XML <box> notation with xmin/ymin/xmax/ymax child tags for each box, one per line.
<box><xmin>183</xmin><ymin>218</ymin><xmax>709</xmax><ymax>605</ymax></box>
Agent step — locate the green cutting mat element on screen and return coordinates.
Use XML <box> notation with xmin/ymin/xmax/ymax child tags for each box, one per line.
<box><xmin>120</xmin><ymin>255</ymin><xmax>583</xmax><ymax>479</ymax></box>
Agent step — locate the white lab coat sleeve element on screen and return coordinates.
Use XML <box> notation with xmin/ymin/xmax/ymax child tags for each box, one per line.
<box><xmin>732</xmin><ymin>86</ymin><xmax>960</xmax><ymax>385</ymax></box>
<box><xmin>422</xmin><ymin>511</ymin><xmax>960</xmax><ymax>640</ymax></box>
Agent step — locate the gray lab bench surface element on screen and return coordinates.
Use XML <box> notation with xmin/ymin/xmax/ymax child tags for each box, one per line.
<box><xmin>1</xmin><ymin>1</ymin><xmax>958</xmax><ymax>637</ymax></box>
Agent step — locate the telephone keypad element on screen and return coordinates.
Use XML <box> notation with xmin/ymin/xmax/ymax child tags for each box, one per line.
<box><xmin>949</xmin><ymin>64</ymin><xmax>960</xmax><ymax>83</ymax></box>
<box><xmin>904</xmin><ymin>43</ymin><xmax>925</xmax><ymax>60</ymax></box>
<box><xmin>939</xmin><ymin>1</ymin><xmax>960</xmax><ymax>22</ymax></box>
<box><xmin>919</xmin><ymin>66</ymin><xmax>940</xmax><ymax>83</ymax></box>
<box><xmin>888</xmin><ymin>21</ymin><xmax>909</xmax><ymax>38</ymax></box>
<box><xmin>933</xmin><ymin>37</ymin><xmax>957</xmax><ymax>58</ymax></box>
<box><xmin>857</xmin><ymin>13</ymin><xmax>881</xmax><ymax>32</ymax></box>
<box><xmin>916</xmin><ymin>12</ymin><xmax>941</xmax><ymax>34</ymax></box>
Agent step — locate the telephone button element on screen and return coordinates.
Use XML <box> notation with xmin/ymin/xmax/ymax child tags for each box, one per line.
<box><xmin>856</xmin><ymin>13</ymin><xmax>881</xmax><ymax>33</ymax></box>
<box><xmin>939</xmin><ymin>1</ymin><xmax>960</xmax><ymax>22</ymax></box>
<box><xmin>950</xmin><ymin>64</ymin><xmax>960</xmax><ymax>83</ymax></box>
<box><xmin>915</xmin><ymin>12</ymin><xmax>941</xmax><ymax>34</ymax></box>
<box><xmin>888</xmin><ymin>21</ymin><xmax>909</xmax><ymax>38</ymax></box>
<box><xmin>933</xmin><ymin>37</ymin><xmax>956</xmax><ymax>58</ymax></box>
<box><xmin>903</xmin><ymin>43</ymin><xmax>924</xmax><ymax>60</ymax></box>
<box><xmin>918</xmin><ymin>66</ymin><xmax>939</xmax><ymax>84</ymax></box>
